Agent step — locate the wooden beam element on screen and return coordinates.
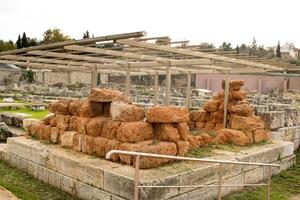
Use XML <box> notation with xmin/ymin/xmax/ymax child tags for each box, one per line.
<box><xmin>154</xmin><ymin>72</ymin><xmax>159</xmax><ymax>105</ymax></box>
<box><xmin>223</xmin><ymin>70</ymin><xmax>230</xmax><ymax>128</ymax></box>
<box><xmin>117</xmin><ymin>39</ymin><xmax>284</xmax><ymax>71</ymax></box>
<box><xmin>125</xmin><ymin>66</ymin><xmax>131</xmax><ymax>95</ymax></box>
<box><xmin>91</xmin><ymin>66</ymin><xmax>97</xmax><ymax>88</ymax></box>
<box><xmin>0</xmin><ymin>31</ymin><xmax>146</xmax><ymax>55</ymax></box>
<box><xmin>185</xmin><ymin>71</ymin><xmax>192</xmax><ymax>108</ymax></box>
<box><xmin>165</xmin><ymin>66</ymin><xmax>171</xmax><ymax>105</ymax></box>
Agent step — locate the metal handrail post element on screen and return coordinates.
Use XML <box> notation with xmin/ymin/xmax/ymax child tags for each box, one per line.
<box><xmin>134</xmin><ymin>155</ymin><xmax>140</xmax><ymax>200</ymax></box>
<box><xmin>266</xmin><ymin>166</ymin><xmax>272</xmax><ymax>200</ymax></box>
<box><xmin>218</xmin><ymin>163</ymin><xmax>223</xmax><ymax>200</ymax></box>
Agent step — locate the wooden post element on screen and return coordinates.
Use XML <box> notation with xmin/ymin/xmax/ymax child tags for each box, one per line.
<box><xmin>283</xmin><ymin>78</ymin><xmax>288</xmax><ymax>92</ymax></box>
<box><xmin>134</xmin><ymin>155</ymin><xmax>140</xmax><ymax>200</ymax></box>
<box><xmin>41</xmin><ymin>70</ymin><xmax>46</xmax><ymax>86</ymax></box>
<box><xmin>91</xmin><ymin>66</ymin><xmax>97</xmax><ymax>88</ymax></box>
<box><xmin>218</xmin><ymin>163</ymin><xmax>223</xmax><ymax>200</ymax></box>
<box><xmin>185</xmin><ymin>71</ymin><xmax>192</xmax><ymax>108</ymax></box>
<box><xmin>165</xmin><ymin>64</ymin><xmax>171</xmax><ymax>105</ymax></box>
<box><xmin>125</xmin><ymin>66</ymin><xmax>131</xmax><ymax>96</ymax></box>
<box><xmin>258</xmin><ymin>79</ymin><xmax>262</xmax><ymax>94</ymax></box>
<box><xmin>67</xmin><ymin>71</ymin><xmax>72</xmax><ymax>84</ymax></box>
<box><xmin>206</xmin><ymin>78</ymin><xmax>210</xmax><ymax>90</ymax></box>
<box><xmin>154</xmin><ymin>72</ymin><xmax>159</xmax><ymax>105</ymax></box>
<box><xmin>266</xmin><ymin>166</ymin><xmax>272</xmax><ymax>200</ymax></box>
<box><xmin>223</xmin><ymin>70</ymin><xmax>230</xmax><ymax>128</ymax></box>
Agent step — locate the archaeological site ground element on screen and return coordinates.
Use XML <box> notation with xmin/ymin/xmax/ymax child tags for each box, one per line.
<box><xmin>0</xmin><ymin>31</ymin><xmax>300</xmax><ymax>200</ymax></box>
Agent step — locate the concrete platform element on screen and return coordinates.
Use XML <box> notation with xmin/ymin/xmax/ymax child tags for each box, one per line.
<box><xmin>0</xmin><ymin>137</ymin><xmax>296</xmax><ymax>200</ymax></box>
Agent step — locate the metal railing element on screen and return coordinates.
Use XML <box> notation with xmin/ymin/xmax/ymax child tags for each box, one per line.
<box><xmin>106</xmin><ymin>150</ymin><xmax>280</xmax><ymax>200</ymax></box>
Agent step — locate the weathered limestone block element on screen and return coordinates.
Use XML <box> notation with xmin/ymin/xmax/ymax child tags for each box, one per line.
<box><xmin>110</xmin><ymin>102</ymin><xmax>145</xmax><ymax>122</ymax></box>
<box><xmin>230</xmin><ymin>104</ymin><xmax>254</xmax><ymax>117</ymax></box>
<box><xmin>56</xmin><ymin>100</ymin><xmax>71</xmax><ymax>115</ymax></box>
<box><xmin>56</xmin><ymin>114</ymin><xmax>71</xmax><ymax>131</ymax></box>
<box><xmin>230</xmin><ymin>115</ymin><xmax>265</xmax><ymax>132</ymax></box>
<box><xmin>253</xmin><ymin>129</ymin><xmax>269</xmax><ymax>143</ymax></box>
<box><xmin>68</xmin><ymin>100</ymin><xmax>84</xmax><ymax>116</ymax></box>
<box><xmin>50</xmin><ymin>127</ymin><xmax>60</xmax><ymax>143</ymax></box>
<box><xmin>60</xmin><ymin>131</ymin><xmax>77</xmax><ymax>148</ymax></box>
<box><xmin>105</xmin><ymin>139</ymin><xmax>121</xmax><ymax>162</ymax></box>
<box><xmin>41</xmin><ymin>113</ymin><xmax>55</xmax><ymax>125</ymax></box>
<box><xmin>0</xmin><ymin>113</ymin><xmax>13</xmax><ymax>126</ymax></box>
<box><xmin>285</xmin><ymin>108</ymin><xmax>300</xmax><ymax>127</ymax></box>
<box><xmin>23</xmin><ymin>118</ymin><xmax>39</xmax><ymax>130</ymax></box>
<box><xmin>117</xmin><ymin>122</ymin><xmax>153</xmax><ymax>143</ymax></box>
<box><xmin>214</xmin><ymin>129</ymin><xmax>251</xmax><ymax>146</ymax></box>
<box><xmin>89</xmin><ymin>88</ymin><xmax>131</xmax><ymax>103</ymax></box>
<box><xmin>222</xmin><ymin>80</ymin><xmax>245</xmax><ymax>91</ymax></box>
<box><xmin>77</xmin><ymin>117</ymin><xmax>91</xmax><ymax>134</ymax></box>
<box><xmin>73</xmin><ymin>133</ymin><xmax>84</xmax><ymax>152</ymax></box>
<box><xmin>203</xmin><ymin>100</ymin><xmax>220</xmax><ymax>112</ymax></box>
<box><xmin>119</xmin><ymin>140</ymin><xmax>177</xmax><ymax>169</ymax></box>
<box><xmin>154</xmin><ymin>124</ymin><xmax>180</xmax><ymax>142</ymax></box>
<box><xmin>93</xmin><ymin>137</ymin><xmax>109</xmax><ymax>157</ymax></box>
<box><xmin>252</xmin><ymin>105</ymin><xmax>269</xmax><ymax>115</ymax></box>
<box><xmin>146</xmin><ymin>106</ymin><xmax>189</xmax><ymax>123</ymax></box>
<box><xmin>259</xmin><ymin>111</ymin><xmax>285</xmax><ymax>130</ymax></box>
<box><xmin>266</xmin><ymin>103</ymin><xmax>290</xmax><ymax>111</ymax></box>
<box><xmin>190</xmin><ymin>110</ymin><xmax>208</xmax><ymax>122</ymax></box>
<box><xmin>230</xmin><ymin>91</ymin><xmax>246</xmax><ymax>101</ymax></box>
<box><xmin>176</xmin><ymin>141</ymin><xmax>189</xmax><ymax>156</ymax></box>
<box><xmin>69</xmin><ymin>116</ymin><xmax>78</xmax><ymax>131</ymax></box>
<box><xmin>82</xmin><ymin>135</ymin><xmax>94</xmax><ymax>155</ymax></box>
<box><xmin>175</xmin><ymin>123</ymin><xmax>189</xmax><ymax>141</ymax></box>
<box><xmin>86</xmin><ymin>117</ymin><xmax>107</xmax><ymax>137</ymax></box>
<box><xmin>48</xmin><ymin>101</ymin><xmax>58</xmax><ymax>113</ymax></box>
<box><xmin>188</xmin><ymin>134</ymin><xmax>211</xmax><ymax>149</ymax></box>
<box><xmin>101</xmin><ymin>120</ymin><xmax>121</xmax><ymax>139</ymax></box>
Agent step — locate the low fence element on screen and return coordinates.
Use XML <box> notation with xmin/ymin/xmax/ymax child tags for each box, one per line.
<box><xmin>106</xmin><ymin>150</ymin><xmax>280</xmax><ymax>200</ymax></box>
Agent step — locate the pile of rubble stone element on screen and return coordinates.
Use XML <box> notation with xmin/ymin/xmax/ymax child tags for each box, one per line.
<box><xmin>188</xmin><ymin>80</ymin><xmax>269</xmax><ymax>146</ymax></box>
<box><xmin>27</xmin><ymin>80</ymin><xmax>270</xmax><ymax>168</ymax></box>
<box><xmin>27</xmin><ymin>88</ymin><xmax>210</xmax><ymax>168</ymax></box>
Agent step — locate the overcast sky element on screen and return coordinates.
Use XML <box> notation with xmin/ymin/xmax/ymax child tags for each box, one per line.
<box><xmin>0</xmin><ymin>0</ymin><xmax>299</xmax><ymax>47</ymax></box>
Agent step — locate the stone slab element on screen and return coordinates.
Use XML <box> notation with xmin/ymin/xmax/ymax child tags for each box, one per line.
<box><xmin>271</xmin><ymin>126</ymin><xmax>300</xmax><ymax>151</ymax></box>
<box><xmin>2</xmin><ymin>137</ymin><xmax>296</xmax><ymax>200</ymax></box>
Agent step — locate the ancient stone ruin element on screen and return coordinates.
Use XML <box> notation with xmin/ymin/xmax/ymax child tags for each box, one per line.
<box><xmin>27</xmin><ymin>80</ymin><xmax>270</xmax><ymax>169</ymax></box>
<box><xmin>189</xmin><ymin>80</ymin><xmax>269</xmax><ymax>146</ymax></box>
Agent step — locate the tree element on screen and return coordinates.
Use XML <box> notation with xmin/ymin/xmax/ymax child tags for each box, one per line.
<box><xmin>220</xmin><ymin>42</ymin><xmax>232</xmax><ymax>51</ymax></box>
<box><xmin>41</xmin><ymin>28</ymin><xmax>71</xmax><ymax>44</ymax></box>
<box><xmin>28</xmin><ymin>38</ymin><xmax>38</xmax><ymax>46</ymax></box>
<box><xmin>276</xmin><ymin>41</ymin><xmax>281</xmax><ymax>58</ymax></box>
<box><xmin>21</xmin><ymin>32</ymin><xmax>28</xmax><ymax>47</ymax></box>
<box><xmin>0</xmin><ymin>40</ymin><xmax>16</xmax><ymax>52</ymax></box>
<box><xmin>83</xmin><ymin>30</ymin><xmax>90</xmax><ymax>39</ymax></box>
<box><xmin>16</xmin><ymin>35</ymin><xmax>22</xmax><ymax>49</ymax></box>
<box><xmin>236</xmin><ymin>45</ymin><xmax>240</xmax><ymax>54</ymax></box>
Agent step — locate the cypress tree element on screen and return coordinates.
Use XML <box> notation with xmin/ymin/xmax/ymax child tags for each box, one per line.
<box><xmin>276</xmin><ymin>41</ymin><xmax>281</xmax><ymax>58</ymax></box>
<box><xmin>16</xmin><ymin>34</ymin><xmax>22</xmax><ymax>49</ymax></box>
<box><xmin>21</xmin><ymin>32</ymin><xmax>28</xmax><ymax>47</ymax></box>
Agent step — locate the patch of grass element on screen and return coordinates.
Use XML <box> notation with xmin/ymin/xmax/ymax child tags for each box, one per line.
<box><xmin>187</xmin><ymin>145</ymin><xmax>214</xmax><ymax>158</ymax></box>
<box><xmin>224</xmin><ymin>150</ymin><xmax>300</xmax><ymax>200</ymax></box>
<box><xmin>0</xmin><ymin>160</ymin><xmax>79</xmax><ymax>200</ymax></box>
<box><xmin>1</xmin><ymin>108</ymin><xmax>48</xmax><ymax>119</ymax></box>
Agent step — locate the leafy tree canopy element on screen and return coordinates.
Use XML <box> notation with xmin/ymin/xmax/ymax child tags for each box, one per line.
<box><xmin>42</xmin><ymin>28</ymin><xmax>71</xmax><ymax>44</ymax></box>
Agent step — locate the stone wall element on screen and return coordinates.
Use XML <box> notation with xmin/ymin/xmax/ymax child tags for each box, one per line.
<box><xmin>196</xmin><ymin>74</ymin><xmax>300</xmax><ymax>93</ymax></box>
<box><xmin>0</xmin><ymin>69</ymin><xmax>22</xmax><ymax>85</ymax></box>
<box><xmin>34</xmin><ymin>71</ymin><xmax>92</xmax><ymax>85</ymax></box>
